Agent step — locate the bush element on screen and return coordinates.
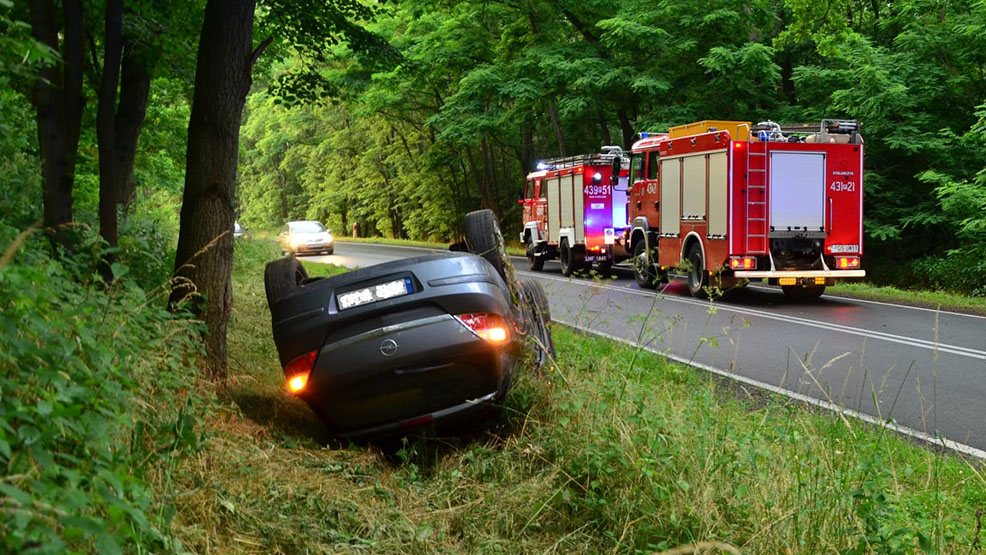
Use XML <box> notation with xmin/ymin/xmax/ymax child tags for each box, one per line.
<box><xmin>0</xmin><ymin>224</ymin><xmax>202</xmax><ymax>552</ymax></box>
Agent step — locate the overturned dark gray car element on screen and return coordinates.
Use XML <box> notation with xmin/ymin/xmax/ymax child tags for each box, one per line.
<box><xmin>264</xmin><ymin>210</ymin><xmax>554</xmax><ymax>439</ymax></box>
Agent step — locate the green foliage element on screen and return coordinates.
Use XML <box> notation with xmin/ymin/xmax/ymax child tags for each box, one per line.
<box><xmin>0</xmin><ymin>225</ymin><xmax>202</xmax><ymax>552</ymax></box>
<box><xmin>234</xmin><ymin>0</ymin><xmax>986</xmax><ymax>295</ymax></box>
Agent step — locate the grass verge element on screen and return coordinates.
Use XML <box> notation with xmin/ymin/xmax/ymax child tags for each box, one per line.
<box><xmin>161</xmin><ymin>237</ymin><xmax>985</xmax><ymax>552</ymax></box>
<box><xmin>827</xmin><ymin>281</ymin><xmax>986</xmax><ymax>316</ymax></box>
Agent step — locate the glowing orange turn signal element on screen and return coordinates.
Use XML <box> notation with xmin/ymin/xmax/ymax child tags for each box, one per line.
<box><xmin>288</xmin><ymin>373</ymin><xmax>308</xmax><ymax>393</ymax></box>
<box><xmin>456</xmin><ymin>313</ymin><xmax>510</xmax><ymax>344</ymax></box>
<box><xmin>284</xmin><ymin>351</ymin><xmax>316</xmax><ymax>394</ymax></box>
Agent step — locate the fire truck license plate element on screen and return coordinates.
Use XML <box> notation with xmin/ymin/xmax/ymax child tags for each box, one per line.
<box><xmin>830</xmin><ymin>245</ymin><xmax>859</xmax><ymax>253</ymax></box>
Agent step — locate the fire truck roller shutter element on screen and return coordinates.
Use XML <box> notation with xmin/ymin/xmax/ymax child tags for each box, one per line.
<box><xmin>682</xmin><ymin>155</ymin><xmax>706</xmax><ymax>220</ymax></box>
<box><xmin>547</xmin><ymin>176</ymin><xmax>560</xmax><ymax>243</ymax></box>
<box><xmin>559</xmin><ymin>174</ymin><xmax>575</xmax><ymax>242</ymax></box>
<box><xmin>769</xmin><ymin>152</ymin><xmax>826</xmax><ymax>234</ymax></box>
<box><xmin>708</xmin><ymin>152</ymin><xmax>728</xmax><ymax>237</ymax></box>
<box><xmin>660</xmin><ymin>159</ymin><xmax>681</xmax><ymax>237</ymax></box>
<box><xmin>574</xmin><ymin>174</ymin><xmax>585</xmax><ymax>244</ymax></box>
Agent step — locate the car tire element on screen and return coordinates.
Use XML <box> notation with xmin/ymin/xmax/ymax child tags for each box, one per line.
<box><xmin>326</xmin><ymin>248</ymin><xmax>334</xmax><ymax>255</ymax></box>
<box><xmin>465</xmin><ymin>209</ymin><xmax>508</xmax><ymax>281</ymax></box>
<box><xmin>265</xmin><ymin>257</ymin><xmax>309</xmax><ymax>306</ymax></box>
<box><xmin>527</xmin><ymin>242</ymin><xmax>546</xmax><ymax>271</ymax></box>
<box><xmin>687</xmin><ymin>243</ymin><xmax>708</xmax><ymax>298</ymax></box>
<box><xmin>519</xmin><ymin>280</ymin><xmax>556</xmax><ymax>365</ymax></box>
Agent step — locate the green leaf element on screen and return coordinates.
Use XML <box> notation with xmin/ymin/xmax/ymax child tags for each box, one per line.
<box><xmin>110</xmin><ymin>263</ymin><xmax>129</xmax><ymax>280</ymax></box>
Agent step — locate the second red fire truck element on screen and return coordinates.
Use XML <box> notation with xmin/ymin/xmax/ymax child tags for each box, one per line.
<box><xmin>520</xmin><ymin>119</ymin><xmax>866</xmax><ymax>298</ymax></box>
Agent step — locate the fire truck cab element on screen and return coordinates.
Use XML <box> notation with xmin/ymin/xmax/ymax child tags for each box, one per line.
<box><xmin>626</xmin><ymin>119</ymin><xmax>866</xmax><ymax>298</ymax></box>
<box><xmin>520</xmin><ymin>151</ymin><xmax>630</xmax><ymax>276</ymax></box>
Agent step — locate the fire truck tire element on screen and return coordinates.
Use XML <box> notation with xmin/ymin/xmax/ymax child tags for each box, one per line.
<box><xmin>465</xmin><ymin>209</ymin><xmax>508</xmax><ymax>281</ymax></box>
<box><xmin>632</xmin><ymin>241</ymin><xmax>657</xmax><ymax>289</ymax></box>
<box><xmin>686</xmin><ymin>244</ymin><xmax>708</xmax><ymax>298</ymax></box>
<box><xmin>527</xmin><ymin>243</ymin><xmax>546</xmax><ymax>271</ymax></box>
<box><xmin>264</xmin><ymin>257</ymin><xmax>309</xmax><ymax>306</ymax></box>
<box><xmin>804</xmin><ymin>285</ymin><xmax>826</xmax><ymax>298</ymax></box>
<box><xmin>559</xmin><ymin>239</ymin><xmax>580</xmax><ymax>277</ymax></box>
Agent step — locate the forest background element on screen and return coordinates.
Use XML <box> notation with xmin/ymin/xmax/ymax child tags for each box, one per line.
<box><xmin>3</xmin><ymin>0</ymin><xmax>986</xmax><ymax>296</ymax></box>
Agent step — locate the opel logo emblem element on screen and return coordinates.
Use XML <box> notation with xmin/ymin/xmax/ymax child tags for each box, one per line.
<box><xmin>380</xmin><ymin>338</ymin><xmax>399</xmax><ymax>357</ymax></box>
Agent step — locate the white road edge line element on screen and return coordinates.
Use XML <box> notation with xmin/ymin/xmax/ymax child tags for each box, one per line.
<box><xmin>554</xmin><ymin>317</ymin><xmax>986</xmax><ymax>462</ymax></box>
<box><xmin>746</xmin><ymin>284</ymin><xmax>986</xmax><ymax>321</ymax></box>
<box><xmin>520</xmin><ymin>271</ymin><xmax>986</xmax><ymax>360</ymax></box>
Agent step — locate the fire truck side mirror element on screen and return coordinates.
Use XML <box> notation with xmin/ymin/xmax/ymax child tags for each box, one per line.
<box><xmin>609</xmin><ymin>158</ymin><xmax>620</xmax><ymax>185</ymax></box>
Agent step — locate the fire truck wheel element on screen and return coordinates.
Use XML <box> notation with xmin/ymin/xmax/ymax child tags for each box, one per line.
<box><xmin>465</xmin><ymin>209</ymin><xmax>508</xmax><ymax>281</ymax></box>
<box><xmin>264</xmin><ymin>257</ymin><xmax>309</xmax><ymax>306</ymax></box>
<box><xmin>559</xmin><ymin>240</ymin><xmax>572</xmax><ymax>276</ymax></box>
<box><xmin>632</xmin><ymin>241</ymin><xmax>657</xmax><ymax>289</ymax></box>
<box><xmin>804</xmin><ymin>285</ymin><xmax>826</xmax><ymax>298</ymax></box>
<box><xmin>686</xmin><ymin>244</ymin><xmax>708</xmax><ymax>298</ymax></box>
<box><xmin>527</xmin><ymin>243</ymin><xmax>545</xmax><ymax>271</ymax></box>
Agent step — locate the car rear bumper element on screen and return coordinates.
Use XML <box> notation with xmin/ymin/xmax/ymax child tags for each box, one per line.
<box><xmin>302</xmin><ymin>311</ymin><xmax>513</xmax><ymax>437</ymax></box>
<box><xmin>733</xmin><ymin>270</ymin><xmax>865</xmax><ymax>278</ymax></box>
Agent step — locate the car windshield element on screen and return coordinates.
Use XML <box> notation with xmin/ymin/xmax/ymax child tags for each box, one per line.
<box><xmin>290</xmin><ymin>222</ymin><xmax>326</xmax><ymax>233</ymax></box>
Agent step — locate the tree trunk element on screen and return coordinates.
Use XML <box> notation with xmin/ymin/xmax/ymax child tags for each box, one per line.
<box><xmin>114</xmin><ymin>51</ymin><xmax>152</xmax><ymax>210</ymax></box>
<box><xmin>617</xmin><ymin>108</ymin><xmax>634</xmax><ymax>148</ymax></box>
<box><xmin>546</xmin><ymin>100</ymin><xmax>567</xmax><ymax>157</ymax></box>
<box><xmin>597</xmin><ymin>110</ymin><xmax>612</xmax><ymax>145</ymax></box>
<box><xmin>97</xmin><ymin>0</ymin><xmax>124</xmax><ymax>259</ymax></box>
<box><xmin>170</xmin><ymin>0</ymin><xmax>260</xmax><ymax>380</ymax></box>
<box><xmin>28</xmin><ymin>0</ymin><xmax>86</xmax><ymax>251</ymax></box>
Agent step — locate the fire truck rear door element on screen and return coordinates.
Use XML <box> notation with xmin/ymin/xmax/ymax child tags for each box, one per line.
<box><xmin>769</xmin><ymin>152</ymin><xmax>825</xmax><ymax>233</ymax></box>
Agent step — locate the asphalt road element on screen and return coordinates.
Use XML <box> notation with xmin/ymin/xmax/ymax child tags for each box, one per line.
<box><xmin>307</xmin><ymin>242</ymin><xmax>986</xmax><ymax>456</ymax></box>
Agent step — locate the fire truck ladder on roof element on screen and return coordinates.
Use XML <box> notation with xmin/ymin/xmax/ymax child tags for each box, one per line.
<box><xmin>745</xmin><ymin>136</ymin><xmax>768</xmax><ymax>254</ymax></box>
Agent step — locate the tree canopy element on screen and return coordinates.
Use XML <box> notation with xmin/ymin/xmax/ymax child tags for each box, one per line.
<box><xmin>236</xmin><ymin>0</ymin><xmax>986</xmax><ymax>293</ymax></box>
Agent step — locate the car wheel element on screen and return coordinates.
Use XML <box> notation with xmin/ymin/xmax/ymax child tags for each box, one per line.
<box><xmin>527</xmin><ymin>242</ymin><xmax>545</xmax><ymax>271</ymax></box>
<box><xmin>687</xmin><ymin>243</ymin><xmax>708</xmax><ymax>298</ymax></box>
<box><xmin>464</xmin><ymin>209</ymin><xmax>508</xmax><ymax>281</ymax></box>
<box><xmin>519</xmin><ymin>279</ymin><xmax>556</xmax><ymax>365</ymax></box>
<box><xmin>264</xmin><ymin>257</ymin><xmax>309</xmax><ymax>306</ymax></box>
<box><xmin>326</xmin><ymin>248</ymin><xmax>334</xmax><ymax>255</ymax></box>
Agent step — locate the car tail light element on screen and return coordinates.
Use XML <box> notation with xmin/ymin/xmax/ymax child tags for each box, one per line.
<box><xmin>729</xmin><ymin>256</ymin><xmax>757</xmax><ymax>270</ymax></box>
<box><xmin>284</xmin><ymin>351</ymin><xmax>316</xmax><ymax>394</ymax></box>
<box><xmin>456</xmin><ymin>313</ymin><xmax>509</xmax><ymax>343</ymax></box>
<box><xmin>835</xmin><ymin>256</ymin><xmax>860</xmax><ymax>269</ymax></box>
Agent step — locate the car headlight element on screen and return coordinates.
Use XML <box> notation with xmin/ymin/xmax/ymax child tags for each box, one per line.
<box><xmin>324</xmin><ymin>233</ymin><xmax>334</xmax><ymax>243</ymax></box>
<box><xmin>291</xmin><ymin>237</ymin><xmax>303</xmax><ymax>248</ymax></box>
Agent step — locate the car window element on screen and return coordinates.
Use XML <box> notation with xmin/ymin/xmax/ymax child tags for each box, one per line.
<box><xmin>290</xmin><ymin>222</ymin><xmax>326</xmax><ymax>233</ymax></box>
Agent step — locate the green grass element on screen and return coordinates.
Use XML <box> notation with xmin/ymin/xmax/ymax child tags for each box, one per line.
<box><xmin>159</xmin><ymin>237</ymin><xmax>986</xmax><ymax>552</ymax></box>
<box><xmin>827</xmin><ymin>281</ymin><xmax>986</xmax><ymax>316</ymax></box>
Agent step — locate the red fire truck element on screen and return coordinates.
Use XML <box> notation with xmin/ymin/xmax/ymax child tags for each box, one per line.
<box><xmin>625</xmin><ymin>119</ymin><xmax>865</xmax><ymax>298</ymax></box>
<box><xmin>520</xmin><ymin>150</ymin><xmax>630</xmax><ymax>275</ymax></box>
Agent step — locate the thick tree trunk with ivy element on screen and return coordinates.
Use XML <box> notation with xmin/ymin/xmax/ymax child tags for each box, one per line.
<box><xmin>170</xmin><ymin>0</ymin><xmax>261</xmax><ymax>379</ymax></box>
